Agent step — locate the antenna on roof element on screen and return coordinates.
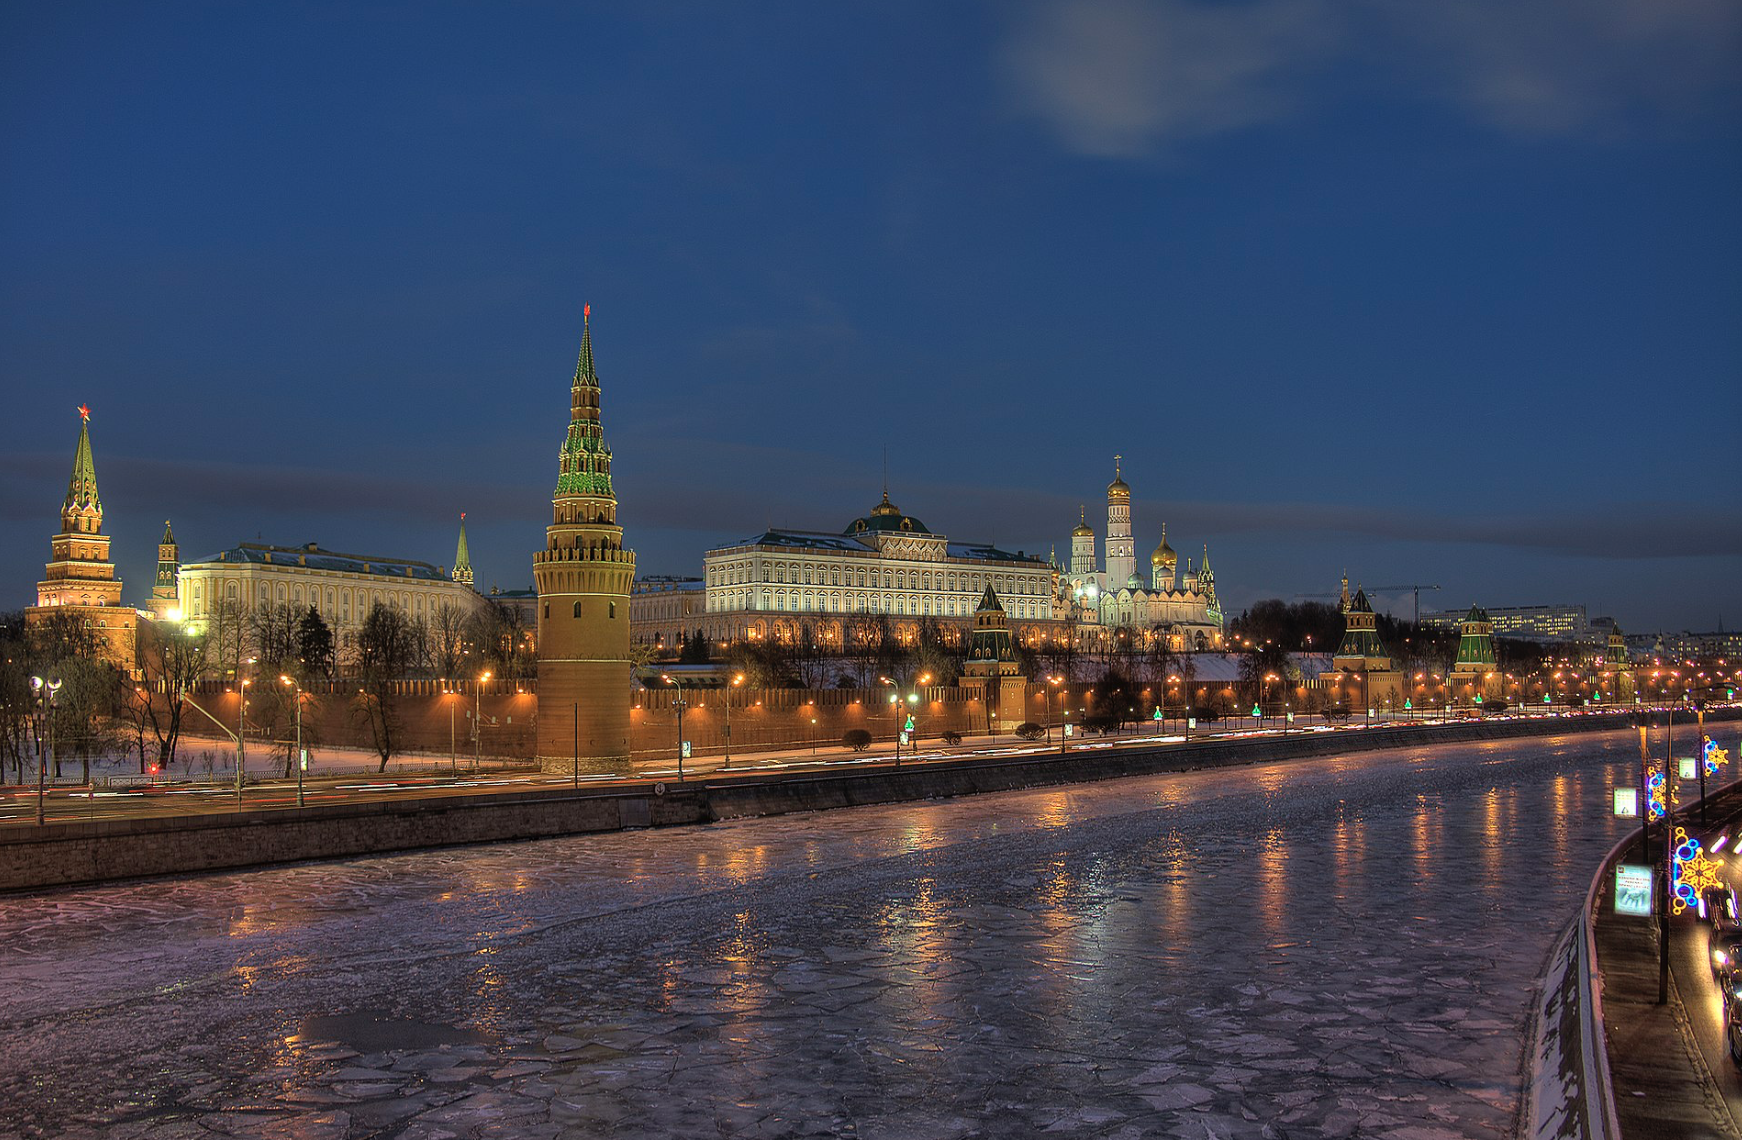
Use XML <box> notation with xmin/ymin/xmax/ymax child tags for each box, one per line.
<box><xmin>882</xmin><ymin>446</ymin><xmax>889</xmax><ymax>498</ymax></box>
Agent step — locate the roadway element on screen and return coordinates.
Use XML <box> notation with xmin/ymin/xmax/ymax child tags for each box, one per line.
<box><xmin>1662</xmin><ymin>801</ymin><xmax>1742</xmax><ymax>1128</ymax></box>
<box><xmin>0</xmin><ymin>706</ymin><xmax>1632</xmax><ymax>827</ymax></box>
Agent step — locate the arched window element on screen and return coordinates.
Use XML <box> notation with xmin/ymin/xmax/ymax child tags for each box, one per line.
<box><xmin>609</xmin><ymin>602</ymin><xmax>616</xmax><ymax>619</ymax></box>
<box><xmin>572</xmin><ymin>600</ymin><xmax>583</xmax><ymax>618</ymax></box>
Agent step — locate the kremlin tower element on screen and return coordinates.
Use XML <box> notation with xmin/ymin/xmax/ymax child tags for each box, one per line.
<box><xmin>533</xmin><ymin>307</ymin><xmax>636</xmax><ymax>774</ymax></box>
<box><xmin>27</xmin><ymin>405</ymin><xmax>137</xmax><ymax>666</ymax></box>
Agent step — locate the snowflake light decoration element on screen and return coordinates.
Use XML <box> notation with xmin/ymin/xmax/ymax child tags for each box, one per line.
<box><xmin>1704</xmin><ymin>737</ymin><xmax>1730</xmax><ymax>775</ymax></box>
<box><xmin>1672</xmin><ymin>826</ymin><xmax>1725</xmax><ymax>916</ymax></box>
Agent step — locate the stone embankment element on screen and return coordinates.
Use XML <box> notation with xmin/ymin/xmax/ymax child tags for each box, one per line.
<box><xmin>2</xmin><ymin>709</ymin><xmax>1735</xmax><ymax>894</ymax></box>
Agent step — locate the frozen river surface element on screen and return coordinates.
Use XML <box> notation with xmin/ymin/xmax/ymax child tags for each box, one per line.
<box><xmin>0</xmin><ymin>732</ymin><xmax>1636</xmax><ymax>1139</ymax></box>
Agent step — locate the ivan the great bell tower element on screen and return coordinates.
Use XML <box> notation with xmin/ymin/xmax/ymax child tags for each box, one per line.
<box><xmin>534</xmin><ymin>306</ymin><xmax>636</xmax><ymax>774</ymax></box>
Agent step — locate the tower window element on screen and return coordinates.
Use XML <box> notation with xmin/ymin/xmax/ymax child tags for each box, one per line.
<box><xmin>572</xmin><ymin>601</ymin><xmax>583</xmax><ymax>618</ymax></box>
<box><xmin>543</xmin><ymin>603</ymin><xmax>550</xmax><ymax>619</ymax></box>
<box><xmin>609</xmin><ymin>602</ymin><xmax>617</xmax><ymax>619</ymax></box>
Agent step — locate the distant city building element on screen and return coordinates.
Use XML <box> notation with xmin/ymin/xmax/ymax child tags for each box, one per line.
<box><xmin>25</xmin><ymin>406</ymin><xmax>137</xmax><ymax>667</ymax></box>
<box><xmin>1058</xmin><ymin>457</ymin><xmax>1224</xmax><ymax>652</ymax></box>
<box><xmin>1653</xmin><ymin>630</ymin><xmax>1742</xmax><ymax>659</ymax></box>
<box><xmin>173</xmin><ymin>528</ymin><xmax>483</xmax><ymax>638</ymax></box>
<box><xmin>1422</xmin><ymin>603</ymin><xmax>1588</xmax><ymax>644</ymax></box>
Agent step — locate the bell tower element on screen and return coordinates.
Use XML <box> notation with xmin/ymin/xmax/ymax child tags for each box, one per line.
<box><xmin>533</xmin><ymin>306</ymin><xmax>637</xmax><ymax>774</ymax></box>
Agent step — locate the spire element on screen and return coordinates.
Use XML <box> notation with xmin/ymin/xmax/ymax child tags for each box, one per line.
<box><xmin>556</xmin><ymin>306</ymin><xmax>615</xmax><ymax>502</ymax></box>
<box><xmin>573</xmin><ymin>303</ymin><xmax>596</xmax><ymax>386</ymax></box>
<box><xmin>64</xmin><ymin>404</ymin><xmax>100</xmax><ymax>515</ymax></box>
<box><xmin>452</xmin><ymin>512</ymin><xmax>474</xmax><ymax>586</ymax></box>
<box><xmin>976</xmin><ymin>584</ymin><xmax>1004</xmax><ymax>614</ymax></box>
<box><xmin>161</xmin><ymin>519</ymin><xmax>175</xmax><ymax>544</ymax></box>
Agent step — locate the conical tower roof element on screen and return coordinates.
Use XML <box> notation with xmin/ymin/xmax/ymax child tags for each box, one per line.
<box><xmin>161</xmin><ymin>520</ymin><xmax>176</xmax><ymax>544</ymax></box>
<box><xmin>573</xmin><ymin>305</ymin><xmax>597</xmax><ymax>385</ymax></box>
<box><xmin>64</xmin><ymin>405</ymin><xmax>100</xmax><ymax>513</ymax></box>
<box><xmin>975</xmin><ymin>584</ymin><xmax>1004</xmax><ymax>614</ymax></box>
<box><xmin>452</xmin><ymin>512</ymin><xmax>474</xmax><ymax>585</ymax></box>
<box><xmin>1348</xmin><ymin>587</ymin><xmax>1373</xmax><ymax>614</ymax></box>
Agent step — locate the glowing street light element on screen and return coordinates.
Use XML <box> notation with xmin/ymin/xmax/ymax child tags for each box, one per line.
<box><xmin>280</xmin><ymin>674</ymin><xmax>305</xmax><ymax>808</ymax></box>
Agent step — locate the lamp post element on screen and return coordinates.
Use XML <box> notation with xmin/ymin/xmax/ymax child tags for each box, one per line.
<box><xmin>236</xmin><ymin>658</ymin><xmax>254</xmax><ymax>805</ymax></box>
<box><xmin>29</xmin><ymin>675</ymin><xmax>60</xmax><ymax>827</ymax></box>
<box><xmin>880</xmin><ymin>676</ymin><xmax>900</xmax><ymax>764</ymax></box>
<box><xmin>448</xmin><ymin>686</ymin><xmax>457</xmax><ymax>772</ymax></box>
<box><xmin>474</xmin><ymin>670</ymin><xmax>491</xmax><ymax>772</ymax></box>
<box><xmin>723</xmin><ymin>673</ymin><xmax>744</xmax><ymax>768</ymax></box>
<box><xmin>280</xmin><ymin>675</ymin><xmax>304</xmax><ymax>809</ymax></box>
<box><xmin>661</xmin><ymin>674</ymin><xmax>688</xmax><ymax>780</ymax></box>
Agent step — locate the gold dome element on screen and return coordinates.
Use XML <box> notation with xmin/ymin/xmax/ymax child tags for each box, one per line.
<box><xmin>1150</xmin><ymin>525</ymin><xmax>1177</xmax><ymax>568</ymax></box>
<box><xmin>870</xmin><ymin>491</ymin><xmax>902</xmax><ymax>518</ymax></box>
<box><xmin>1107</xmin><ymin>455</ymin><xmax>1130</xmax><ymax>501</ymax></box>
<box><xmin>1071</xmin><ymin>506</ymin><xmax>1093</xmax><ymax>538</ymax></box>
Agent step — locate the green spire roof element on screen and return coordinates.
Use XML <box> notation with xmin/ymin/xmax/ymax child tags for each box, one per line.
<box><xmin>455</xmin><ymin>513</ymin><xmax>472</xmax><ymax>571</ymax></box>
<box><xmin>64</xmin><ymin>406</ymin><xmax>100</xmax><ymax>513</ymax></box>
<box><xmin>1454</xmin><ymin>605</ymin><xmax>1497</xmax><ymax>669</ymax></box>
<box><xmin>573</xmin><ymin>304</ymin><xmax>597</xmax><ymax>387</ymax></box>
<box><xmin>161</xmin><ymin>520</ymin><xmax>176</xmax><ymax>544</ymax></box>
<box><xmin>975</xmin><ymin>584</ymin><xmax>1004</xmax><ymax>614</ymax></box>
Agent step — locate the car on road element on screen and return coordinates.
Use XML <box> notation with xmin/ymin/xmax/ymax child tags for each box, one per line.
<box><xmin>1703</xmin><ymin>886</ymin><xmax>1736</xmax><ymax>924</ymax></box>
<box><xmin>1729</xmin><ymin>999</ymin><xmax>1742</xmax><ymax>1066</ymax></box>
<box><xmin>1710</xmin><ymin>930</ymin><xmax>1742</xmax><ymax>987</ymax></box>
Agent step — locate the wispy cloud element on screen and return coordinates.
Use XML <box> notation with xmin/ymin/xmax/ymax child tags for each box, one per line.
<box><xmin>1000</xmin><ymin>0</ymin><xmax>1742</xmax><ymax>156</ymax></box>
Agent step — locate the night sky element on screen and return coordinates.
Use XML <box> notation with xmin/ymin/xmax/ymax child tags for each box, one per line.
<box><xmin>3</xmin><ymin>2</ymin><xmax>1738</xmax><ymax>632</ymax></box>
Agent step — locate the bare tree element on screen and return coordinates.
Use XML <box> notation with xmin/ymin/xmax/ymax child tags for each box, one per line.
<box><xmin>352</xmin><ymin>603</ymin><xmax>417</xmax><ymax>772</ymax></box>
<box><xmin>428</xmin><ymin>602</ymin><xmax>470</xmax><ymax>679</ymax></box>
<box><xmin>790</xmin><ymin>622</ymin><xmax>831</xmax><ymax>689</ymax></box>
<box><xmin>207</xmin><ymin>598</ymin><xmax>249</xmax><ymax>678</ymax></box>
<box><xmin>249</xmin><ymin>603</ymin><xmax>298</xmax><ymax>672</ymax></box>
<box><xmin>131</xmin><ymin>619</ymin><xmax>209</xmax><ymax>773</ymax></box>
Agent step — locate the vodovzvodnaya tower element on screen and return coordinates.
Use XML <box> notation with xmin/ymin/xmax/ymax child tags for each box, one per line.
<box><xmin>534</xmin><ymin>306</ymin><xmax>636</xmax><ymax>774</ymax></box>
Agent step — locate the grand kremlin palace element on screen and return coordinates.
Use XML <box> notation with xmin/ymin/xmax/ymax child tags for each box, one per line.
<box><xmin>631</xmin><ymin>464</ymin><xmax>1224</xmax><ymax>654</ymax></box>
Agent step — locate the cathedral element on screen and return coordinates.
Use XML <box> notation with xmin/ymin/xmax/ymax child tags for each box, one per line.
<box><xmin>1057</xmin><ymin>458</ymin><xmax>1224</xmax><ymax>651</ymax></box>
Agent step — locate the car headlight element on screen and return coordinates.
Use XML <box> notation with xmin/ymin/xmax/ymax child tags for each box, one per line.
<box><xmin>1717</xmin><ymin>951</ymin><xmax>1729</xmax><ymax>965</ymax></box>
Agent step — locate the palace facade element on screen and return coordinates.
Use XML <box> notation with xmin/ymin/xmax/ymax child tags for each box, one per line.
<box><xmin>637</xmin><ymin>493</ymin><xmax>1056</xmax><ymax>651</ymax></box>
<box><xmin>172</xmin><ymin>528</ymin><xmax>484</xmax><ymax>639</ymax></box>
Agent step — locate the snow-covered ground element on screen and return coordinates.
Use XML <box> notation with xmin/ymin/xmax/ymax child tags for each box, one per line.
<box><xmin>0</xmin><ymin>731</ymin><xmax>1640</xmax><ymax>1138</ymax></box>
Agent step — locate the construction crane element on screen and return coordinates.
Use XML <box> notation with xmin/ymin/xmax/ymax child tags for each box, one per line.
<box><xmin>1295</xmin><ymin>584</ymin><xmax>1442</xmax><ymax>626</ymax></box>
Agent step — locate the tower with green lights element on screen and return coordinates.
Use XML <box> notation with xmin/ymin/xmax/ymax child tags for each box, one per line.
<box><xmin>1448</xmin><ymin>605</ymin><xmax>1501</xmax><ymax>704</ymax></box>
<box><xmin>964</xmin><ymin>585</ymin><xmax>1027</xmax><ymax>732</ymax></box>
<box><xmin>533</xmin><ymin>307</ymin><xmax>636</xmax><ymax>774</ymax></box>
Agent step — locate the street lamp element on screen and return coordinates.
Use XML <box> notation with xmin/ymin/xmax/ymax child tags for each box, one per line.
<box><xmin>1044</xmin><ymin>674</ymin><xmax>1062</xmax><ymax>747</ymax></box>
<box><xmin>280</xmin><ymin>675</ymin><xmax>304</xmax><ymax>808</ymax></box>
<box><xmin>29</xmin><ymin>675</ymin><xmax>61</xmax><ymax>826</ymax></box>
<box><xmin>722</xmin><ymin>673</ymin><xmax>745</xmax><ymax>768</ymax></box>
<box><xmin>879</xmin><ymin>676</ymin><xmax>902</xmax><ymax>765</ymax></box>
<box><xmin>660</xmin><ymin>673</ymin><xmax>688</xmax><ymax>779</ymax></box>
<box><xmin>474</xmin><ymin>670</ymin><xmax>492</xmax><ymax>772</ymax></box>
<box><xmin>236</xmin><ymin>658</ymin><xmax>255</xmax><ymax>805</ymax></box>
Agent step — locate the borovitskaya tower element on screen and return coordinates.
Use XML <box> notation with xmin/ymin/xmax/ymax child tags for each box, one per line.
<box><xmin>534</xmin><ymin>306</ymin><xmax>636</xmax><ymax>774</ymax></box>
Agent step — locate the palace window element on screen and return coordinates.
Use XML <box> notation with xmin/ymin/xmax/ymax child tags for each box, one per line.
<box><xmin>573</xmin><ymin>601</ymin><xmax>583</xmax><ymax>618</ymax></box>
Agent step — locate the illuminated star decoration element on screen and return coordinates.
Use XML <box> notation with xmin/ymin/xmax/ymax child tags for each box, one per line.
<box><xmin>1672</xmin><ymin>826</ymin><xmax>1725</xmax><ymax>916</ymax></box>
<box><xmin>1705</xmin><ymin>737</ymin><xmax>1730</xmax><ymax>775</ymax></box>
<box><xmin>77</xmin><ymin>403</ymin><xmax>90</xmax><ymax>421</ymax></box>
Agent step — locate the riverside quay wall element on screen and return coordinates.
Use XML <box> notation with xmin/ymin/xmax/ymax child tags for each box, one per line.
<box><xmin>167</xmin><ymin>679</ymin><xmax>1128</xmax><ymax>763</ymax></box>
<box><xmin>8</xmin><ymin>708</ymin><xmax>1736</xmax><ymax>893</ymax></box>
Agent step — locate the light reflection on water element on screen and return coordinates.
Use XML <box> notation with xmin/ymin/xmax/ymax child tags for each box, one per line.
<box><xmin>0</xmin><ymin>731</ymin><xmax>1663</xmax><ymax>1140</ymax></box>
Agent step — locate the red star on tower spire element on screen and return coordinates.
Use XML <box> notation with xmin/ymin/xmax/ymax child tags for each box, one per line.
<box><xmin>584</xmin><ymin>303</ymin><xmax>590</xmax><ymax>319</ymax></box>
<box><xmin>78</xmin><ymin>404</ymin><xmax>90</xmax><ymax>422</ymax></box>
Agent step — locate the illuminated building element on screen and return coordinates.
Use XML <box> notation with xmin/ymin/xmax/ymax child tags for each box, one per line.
<box><xmin>1058</xmin><ymin>457</ymin><xmax>1224</xmax><ymax>651</ymax></box>
<box><xmin>629</xmin><ymin>577</ymin><xmax>705</xmax><ymax>650</ymax></box>
<box><xmin>25</xmin><ymin>405</ymin><xmax>137</xmax><ymax>667</ymax></box>
<box><xmin>1321</xmin><ymin>578</ymin><xmax>1403</xmax><ymax>706</ymax></box>
<box><xmin>1447</xmin><ymin>606</ymin><xmax>1502</xmax><ymax>702</ymax></box>
<box><xmin>963</xmin><ymin>586</ymin><xmax>1028</xmax><ymax>731</ymax></box>
<box><xmin>533</xmin><ymin>306</ymin><xmax>636</xmax><ymax>774</ymax></box>
<box><xmin>1421</xmin><ymin>603</ymin><xmax>1588</xmax><ymax>644</ymax></box>
<box><xmin>691</xmin><ymin>492</ymin><xmax>1055</xmax><ymax>646</ymax></box>
<box><xmin>173</xmin><ymin>535</ymin><xmax>482</xmax><ymax>637</ymax></box>
<box><xmin>149</xmin><ymin>521</ymin><xmax>180</xmax><ymax>620</ymax></box>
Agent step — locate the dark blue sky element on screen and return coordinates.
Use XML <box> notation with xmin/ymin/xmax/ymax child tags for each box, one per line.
<box><xmin>3</xmin><ymin>1</ymin><xmax>1739</xmax><ymax>632</ymax></box>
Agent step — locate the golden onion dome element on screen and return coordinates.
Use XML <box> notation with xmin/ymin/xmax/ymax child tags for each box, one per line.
<box><xmin>1071</xmin><ymin>507</ymin><xmax>1093</xmax><ymax>538</ymax></box>
<box><xmin>1107</xmin><ymin>456</ymin><xmax>1131</xmax><ymax>501</ymax></box>
<box><xmin>1150</xmin><ymin>526</ymin><xmax>1177</xmax><ymax>567</ymax></box>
